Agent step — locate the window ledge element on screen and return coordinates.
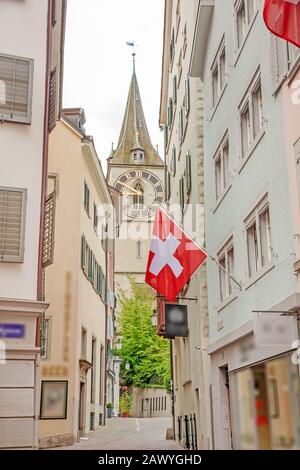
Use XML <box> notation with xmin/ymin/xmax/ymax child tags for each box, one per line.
<box><xmin>238</xmin><ymin>129</ymin><xmax>266</xmax><ymax>174</ymax></box>
<box><xmin>217</xmin><ymin>293</ymin><xmax>238</xmax><ymax>313</ymax></box>
<box><xmin>233</xmin><ymin>10</ymin><xmax>259</xmax><ymax>67</ymax></box>
<box><xmin>245</xmin><ymin>262</ymin><xmax>275</xmax><ymax>290</ymax></box>
<box><xmin>210</xmin><ymin>83</ymin><xmax>227</xmax><ymax>121</ymax></box>
<box><xmin>183</xmin><ymin>378</ymin><xmax>192</xmax><ymax>386</ymax></box>
<box><xmin>213</xmin><ymin>184</ymin><xmax>232</xmax><ymax>213</ymax></box>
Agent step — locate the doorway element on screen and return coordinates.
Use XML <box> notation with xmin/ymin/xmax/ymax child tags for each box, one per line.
<box><xmin>79</xmin><ymin>381</ymin><xmax>86</xmax><ymax>437</ymax></box>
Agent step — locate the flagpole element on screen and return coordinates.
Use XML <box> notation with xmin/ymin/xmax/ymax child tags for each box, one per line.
<box><xmin>159</xmin><ymin>205</ymin><xmax>242</xmax><ymax>291</ymax></box>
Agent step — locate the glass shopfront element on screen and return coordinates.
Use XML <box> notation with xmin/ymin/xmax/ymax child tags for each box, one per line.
<box><xmin>230</xmin><ymin>354</ymin><xmax>300</xmax><ymax>449</ymax></box>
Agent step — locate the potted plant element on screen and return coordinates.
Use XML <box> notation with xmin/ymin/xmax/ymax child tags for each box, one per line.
<box><xmin>119</xmin><ymin>392</ymin><xmax>132</xmax><ymax>418</ymax></box>
<box><xmin>106</xmin><ymin>402</ymin><xmax>113</xmax><ymax>418</ymax></box>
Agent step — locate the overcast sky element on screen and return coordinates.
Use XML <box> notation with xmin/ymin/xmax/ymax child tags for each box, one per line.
<box><xmin>63</xmin><ymin>0</ymin><xmax>164</xmax><ymax>171</ymax></box>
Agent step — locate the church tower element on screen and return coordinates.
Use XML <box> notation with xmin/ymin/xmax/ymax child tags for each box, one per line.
<box><xmin>107</xmin><ymin>54</ymin><xmax>165</xmax><ymax>304</ymax></box>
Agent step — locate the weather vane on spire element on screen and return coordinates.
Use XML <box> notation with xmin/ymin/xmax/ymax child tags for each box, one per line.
<box><xmin>126</xmin><ymin>41</ymin><xmax>138</xmax><ymax>72</ymax></box>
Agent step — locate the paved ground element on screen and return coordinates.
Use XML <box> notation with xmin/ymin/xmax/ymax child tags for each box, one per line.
<box><xmin>56</xmin><ymin>417</ymin><xmax>182</xmax><ymax>450</ymax></box>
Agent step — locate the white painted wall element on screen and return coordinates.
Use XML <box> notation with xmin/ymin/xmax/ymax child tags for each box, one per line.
<box><xmin>0</xmin><ymin>0</ymin><xmax>47</xmax><ymax>300</ymax></box>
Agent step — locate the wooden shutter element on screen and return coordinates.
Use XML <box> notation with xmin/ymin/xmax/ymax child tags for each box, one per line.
<box><xmin>51</xmin><ymin>0</ymin><xmax>57</xmax><ymax>26</ymax></box>
<box><xmin>43</xmin><ymin>191</ymin><xmax>56</xmax><ymax>267</ymax></box>
<box><xmin>179</xmin><ymin>177</ymin><xmax>184</xmax><ymax>211</ymax></box>
<box><xmin>81</xmin><ymin>235</ymin><xmax>86</xmax><ymax>271</ymax></box>
<box><xmin>0</xmin><ymin>55</ymin><xmax>32</xmax><ymax>123</ymax></box>
<box><xmin>0</xmin><ymin>187</ymin><xmax>26</xmax><ymax>262</ymax></box>
<box><xmin>49</xmin><ymin>67</ymin><xmax>57</xmax><ymax>132</ymax></box>
<box><xmin>166</xmin><ymin>171</ymin><xmax>171</xmax><ymax>201</ymax></box>
<box><xmin>164</xmin><ymin>125</ymin><xmax>168</xmax><ymax>150</ymax></box>
<box><xmin>171</xmin><ymin>146</ymin><xmax>176</xmax><ymax>176</ymax></box>
<box><xmin>186</xmin><ymin>152</ymin><xmax>192</xmax><ymax>194</ymax></box>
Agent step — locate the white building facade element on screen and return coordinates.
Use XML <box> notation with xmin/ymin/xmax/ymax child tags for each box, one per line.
<box><xmin>190</xmin><ymin>0</ymin><xmax>300</xmax><ymax>450</ymax></box>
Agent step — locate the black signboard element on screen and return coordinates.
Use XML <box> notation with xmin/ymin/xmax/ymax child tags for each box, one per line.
<box><xmin>165</xmin><ymin>304</ymin><xmax>188</xmax><ymax>339</ymax></box>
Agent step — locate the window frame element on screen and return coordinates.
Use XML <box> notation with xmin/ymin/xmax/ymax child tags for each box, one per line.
<box><xmin>245</xmin><ymin>196</ymin><xmax>273</xmax><ymax>280</ymax></box>
<box><xmin>210</xmin><ymin>36</ymin><xmax>226</xmax><ymax>110</ymax></box>
<box><xmin>0</xmin><ymin>53</ymin><xmax>34</xmax><ymax>124</ymax></box>
<box><xmin>217</xmin><ymin>237</ymin><xmax>235</xmax><ymax>304</ymax></box>
<box><xmin>234</xmin><ymin>0</ymin><xmax>258</xmax><ymax>52</ymax></box>
<box><xmin>84</xmin><ymin>181</ymin><xmax>90</xmax><ymax>215</ymax></box>
<box><xmin>213</xmin><ymin>132</ymin><xmax>230</xmax><ymax>202</ymax></box>
<box><xmin>239</xmin><ymin>70</ymin><xmax>263</xmax><ymax>159</ymax></box>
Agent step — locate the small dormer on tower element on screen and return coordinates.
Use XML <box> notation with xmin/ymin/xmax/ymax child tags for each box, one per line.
<box><xmin>131</xmin><ymin>131</ymin><xmax>144</xmax><ymax>164</ymax></box>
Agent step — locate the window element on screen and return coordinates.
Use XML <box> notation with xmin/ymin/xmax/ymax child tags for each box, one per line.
<box><xmin>168</xmin><ymin>97</ymin><xmax>174</xmax><ymax>128</ymax></box>
<box><xmin>137</xmin><ymin>240</ymin><xmax>142</xmax><ymax>258</ymax></box>
<box><xmin>239</xmin><ymin>72</ymin><xmax>263</xmax><ymax>157</ymax></box>
<box><xmin>183</xmin><ymin>23</ymin><xmax>187</xmax><ymax>58</ymax></box>
<box><xmin>101</xmin><ymin>224</ymin><xmax>107</xmax><ymax>251</ymax></box>
<box><xmin>133</xmin><ymin>182</ymin><xmax>144</xmax><ymax>208</ymax></box>
<box><xmin>43</xmin><ymin>191</ymin><xmax>56</xmax><ymax>268</ymax></box>
<box><xmin>81</xmin><ymin>328</ymin><xmax>87</xmax><ymax>359</ymax></box>
<box><xmin>166</xmin><ymin>171</ymin><xmax>171</xmax><ymax>202</ymax></box>
<box><xmin>93</xmin><ymin>203</ymin><xmax>98</xmax><ymax>231</ymax></box>
<box><xmin>177</xmin><ymin>50</ymin><xmax>183</xmax><ymax>84</ymax></box>
<box><xmin>90</xmin><ymin>412</ymin><xmax>95</xmax><ymax>431</ymax></box>
<box><xmin>211</xmin><ymin>38</ymin><xmax>226</xmax><ymax>108</ymax></box>
<box><xmin>0</xmin><ymin>187</ymin><xmax>27</xmax><ymax>263</ymax></box>
<box><xmin>176</xmin><ymin>0</ymin><xmax>181</xmax><ymax>36</ymax></box>
<box><xmin>235</xmin><ymin>0</ymin><xmax>257</xmax><ymax>49</ymax></box>
<box><xmin>91</xmin><ymin>338</ymin><xmax>97</xmax><ymax>403</ymax></box>
<box><xmin>132</xmin><ymin>150</ymin><xmax>144</xmax><ymax>163</ymax></box>
<box><xmin>99</xmin><ymin>344</ymin><xmax>104</xmax><ymax>405</ymax></box>
<box><xmin>214</xmin><ymin>133</ymin><xmax>229</xmax><ymax>201</ymax></box>
<box><xmin>179</xmin><ymin>177</ymin><xmax>185</xmax><ymax>211</ymax></box>
<box><xmin>288</xmin><ymin>42</ymin><xmax>300</xmax><ymax>69</ymax></box>
<box><xmin>41</xmin><ymin>318</ymin><xmax>50</xmax><ymax>360</ymax></box>
<box><xmin>84</xmin><ymin>181</ymin><xmax>90</xmax><ymax>213</ymax></box>
<box><xmin>246</xmin><ymin>197</ymin><xmax>272</xmax><ymax>279</ymax></box>
<box><xmin>170</xmin><ymin>28</ymin><xmax>175</xmax><ymax>67</ymax></box>
<box><xmin>0</xmin><ymin>54</ymin><xmax>33</xmax><ymax>124</ymax></box>
<box><xmin>218</xmin><ymin>238</ymin><xmax>234</xmax><ymax>303</ymax></box>
<box><xmin>184</xmin><ymin>77</ymin><xmax>190</xmax><ymax>117</ymax></box>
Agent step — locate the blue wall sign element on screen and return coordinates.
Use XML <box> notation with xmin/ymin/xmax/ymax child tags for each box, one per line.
<box><xmin>0</xmin><ymin>324</ymin><xmax>25</xmax><ymax>338</ymax></box>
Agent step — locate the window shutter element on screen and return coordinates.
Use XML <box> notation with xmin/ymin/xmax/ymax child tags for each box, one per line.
<box><xmin>81</xmin><ymin>235</ymin><xmax>86</xmax><ymax>271</ymax></box>
<box><xmin>43</xmin><ymin>191</ymin><xmax>56</xmax><ymax>267</ymax></box>
<box><xmin>186</xmin><ymin>152</ymin><xmax>192</xmax><ymax>194</ymax></box>
<box><xmin>171</xmin><ymin>146</ymin><xmax>176</xmax><ymax>176</ymax></box>
<box><xmin>185</xmin><ymin>77</ymin><xmax>190</xmax><ymax>115</ymax></box>
<box><xmin>51</xmin><ymin>0</ymin><xmax>57</xmax><ymax>26</ymax></box>
<box><xmin>0</xmin><ymin>188</ymin><xmax>26</xmax><ymax>262</ymax></box>
<box><xmin>179</xmin><ymin>177</ymin><xmax>184</xmax><ymax>211</ymax></box>
<box><xmin>269</xmin><ymin>34</ymin><xmax>288</xmax><ymax>92</ymax></box>
<box><xmin>173</xmin><ymin>76</ymin><xmax>177</xmax><ymax>104</ymax></box>
<box><xmin>179</xmin><ymin>108</ymin><xmax>184</xmax><ymax>143</ymax></box>
<box><xmin>49</xmin><ymin>67</ymin><xmax>57</xmax><ymax>132</ymax></box>
<box><xmin>164</xmin><ymin>125</ymin><xmax>168</xmax><ymax>150</ymax></box>
<box><xmin>166</xmin><ymin>171</ymin><xmax>171</xmax><ymax>201</ymax></box>
<box><xmin>0</xmin><ymin>55</ymin><xmax>32</xmax><ymax>123</ymax></box>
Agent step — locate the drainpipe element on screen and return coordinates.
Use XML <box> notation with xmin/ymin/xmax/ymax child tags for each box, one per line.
<box><xmin>37</xmin><ymin>0</ymin><xmax>53</xmax><ymax>302</ymax></box>
<box><xmin>103</xmin><ymin>222</ymin><xmax>109</xmax><ymax>426</ymax></box>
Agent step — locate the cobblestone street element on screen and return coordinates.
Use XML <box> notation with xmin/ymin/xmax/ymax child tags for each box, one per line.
<box><xmin>56</xmin><ymin>418</ymin><xmax>182</xmax><ymax>450</ymax></box>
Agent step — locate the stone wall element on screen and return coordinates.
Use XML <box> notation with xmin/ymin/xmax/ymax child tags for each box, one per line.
<box><xmin>130</xmin><ymin>387</ymin><xmax>171</xmax><ymax>418</ymax></box>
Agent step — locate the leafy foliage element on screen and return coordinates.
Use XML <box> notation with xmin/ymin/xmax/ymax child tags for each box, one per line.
<box><xmin>117</xmin><ymin>278</ymin><xmax>171</xmax><ymax>390</ymax></box>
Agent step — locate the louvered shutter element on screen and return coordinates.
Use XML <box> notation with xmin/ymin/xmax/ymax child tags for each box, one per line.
<box><xmin>171</xmin><ymin>146</ymin><xmax>176</xmax><ymax>176</ymax></box>
<box><xmin>51</xmin><ymin>0</ymin><xmax>57</xmax><ymax>26</ymax></box>
<box><xmin>269</xmin><ymin>34</ymin><xmax>288</xmax><ymax>92</ymax></box>
<box><xmin>81</xmin><ymin>235</ymin><xmax>86</xmax><ymax>271</ymax></box>
<box><xmin>173</xmin><ymin>76</ymin><xmax>177</xmax><ymax>105</ymax></box>
<box><xmin>43</xmin><ymin>191</ymin><xmax>56</xmax><ymax>267</ymax></box>
<box><xmin>186</xmin><ymin>152</ymin><xmax>192</xmax><ymax>194</ymax></box>
<box><xmin>179</xmin><ymin>177</ymin><xmax>184</xmax><ymax>211</ymax></box>
<box><xmin>164</xmin><ymin>125</ymin><xmax>168</xmax><ymax>150</ymax></box>
<box><xmin>0</xmin><ymin>188</ymin><xmax>26</xmax><ymax>262</ymax></box>
<box><xmin>0</xmin><ymin>55</ymin><xmax>33</xmax><ymax>123</ymax></box>
<box><xmin>185</xmin><ymin>77</ymin><xmax>190</xmax><ymax>115</ymax></box>
<box><xmin>49</xmin><ymin>68</ymin><xmax>57</xmax><ymax>132</ymax></box>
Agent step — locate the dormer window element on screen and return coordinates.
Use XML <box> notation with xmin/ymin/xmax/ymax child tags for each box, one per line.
<box><xmin>132</xmin><ymin>149</ymin><xmax>144</xmax><ymax>164</ymax></box>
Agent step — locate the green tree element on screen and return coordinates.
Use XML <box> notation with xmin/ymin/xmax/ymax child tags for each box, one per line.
<box><xmin>117</xmin><ymin>278</ymin><xmax>170</xmax><ymax>390</ymax></box>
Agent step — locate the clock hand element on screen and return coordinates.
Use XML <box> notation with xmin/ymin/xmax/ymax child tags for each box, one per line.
<box><xmin>119</xmin><ymin>182</ymin><xmax>141</xmax><ymax>195</ymax></box>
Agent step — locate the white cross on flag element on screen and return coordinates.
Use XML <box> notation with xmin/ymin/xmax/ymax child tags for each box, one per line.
<box><xmin>145</xmin><ymin>208</ymin><xmax>207</xmax><ymax>301</ymax></box>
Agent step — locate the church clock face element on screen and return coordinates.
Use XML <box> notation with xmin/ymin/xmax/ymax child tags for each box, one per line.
<box><xmin>114</xmin><ymin>170</ymin><xmax>164</xmax><ymax>219</ymax></box>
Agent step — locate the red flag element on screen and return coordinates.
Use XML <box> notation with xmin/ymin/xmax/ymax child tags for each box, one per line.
<box><xmin>145</xmin><ymin>208</ymin><xmax>207</xmax><ymax>302</ymax></box>
<box><xmin>263</xmin><ymin>0</ymin><xmax>300</xmax><ymax>48</ymax></box>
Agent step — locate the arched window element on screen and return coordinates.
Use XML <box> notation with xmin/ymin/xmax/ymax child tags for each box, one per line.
<box><xmin>133</xmin><ymin>182</ymin><xmax>144</xmax><ymax>208</ymax></box>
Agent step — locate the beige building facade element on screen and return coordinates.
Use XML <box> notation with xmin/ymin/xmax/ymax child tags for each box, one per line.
<box><xmin>39</xmin><ymin>109</ymin><xmax>115</xmax><ymax>448</ymax></box>
<box><xmin>159</xmin><ymin>0</ymin><xmax>212</xmax><ymax>450</ymax></box>
<box><xmin>0</xmin><ymin>0</ymin><xmax>66</xmax><ymax>449</ymax></box>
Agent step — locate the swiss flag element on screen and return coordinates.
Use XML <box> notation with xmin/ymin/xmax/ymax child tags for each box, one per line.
<box><xmin>263</xmin><ymin>0</ymin><xmax>300</xmax><ymax>48</ymax></box>
<box><xmin>145</xmin><ymin>208</ymin><xmax>207</xmax><ymax>302</ymax></box>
